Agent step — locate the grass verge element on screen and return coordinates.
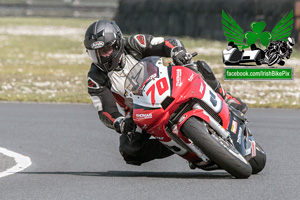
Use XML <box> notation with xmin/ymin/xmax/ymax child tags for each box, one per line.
<box><xmin>0</xmin><ymin>17</ymin><xmax>299</xmax><ymax>108</ymax></box>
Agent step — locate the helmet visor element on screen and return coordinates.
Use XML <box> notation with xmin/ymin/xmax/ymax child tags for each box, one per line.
<box><xmin>87</xmin><ymin>42</ymin><xmax>122</xmax><ymax>72</ymax></box>
<box><xmin>97</xmin><ymin>46</ymin><xmax>114</xmax><ymax>57</ymax></box>
<box><xmin>88</xmin><ymin>45</ymin><xmax>116</xmax><ymax>64</ymax></box>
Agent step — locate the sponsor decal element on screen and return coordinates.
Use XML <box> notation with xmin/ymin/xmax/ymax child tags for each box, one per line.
<box><xmin>231</xmin><ymin>120</ymin><xmax>238</xmax><ymax>134</ymax></box>
<box><xmin>136</xmin><ymin>113</ymin><xmax>152</xmax><ymax>119</ymax></box>
<box><xmin>237</xmin><ymin>127</ymin><xmax>242</xmax><ymax>144</ymax></box>
<box><xmin>199</xmin><ymin>82</ymin><xmax>204</xmax><ymax>94</ymax></box>
<box><xmin>135</xmin><ymin>35</ymin><xmax>146</xmax><ymax>47</ymax></box>
<box><xmin>178</xmin><ymin>114</ymin><xmax>187</xmax><ymax>125</ymax></box>
<box><xmin>251</xmin><ymin>141</ymin><xmax>256</xmax><ymax>157</ymax></box>
<box><xmin>91</xmin><ymin>41</ymin><xmax>104</xmax><ymax>49</ymax></box>
<box><xmin>155</xmin><ymin>136</ymin><xmax>164</xmax><ymax>140</ymax></box>
<box><xmin>140</xmin><ymin>73</ymin><xmax>157</xmax><ymax>91</ymax></box>
<box><xmin>88</xmin><ymin>77</ymin><xmax>100</xmax><ymax>89</ymax></box>
<box><xmin>176</xmin><ymin>69</ymin><xmax>182</xmax><ymax>87</ymax></box>
<box><xmin>142</xmin><ymin>124</ymin><xmax>148</xmax><ymax>129</ymax></box>
<box><xmin>188</xmin><ymin>73</ymin><xmax>195</xmax><ymax>82</ymax></box>
<box><xmin>149</xmin><ymin>73</ymin><xmax>157</xmax><ymax>80</ymax></box>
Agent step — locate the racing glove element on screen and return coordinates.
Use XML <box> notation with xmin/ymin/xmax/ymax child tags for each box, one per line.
<box><xmin>113</xmin><ymin>116</ymin><xmax>135</xmax><ymax>134</ymax></box>
<box><xmin>171</xmin><ymin>46</ymin><xmax>192</xmax><ymax>65</ymax></box>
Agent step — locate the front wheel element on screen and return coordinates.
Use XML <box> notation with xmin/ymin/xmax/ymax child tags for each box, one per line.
<box><xmin>181</xmin><ymin>117</ymin><xmax>252</xmax><ymax>179</ymax></box>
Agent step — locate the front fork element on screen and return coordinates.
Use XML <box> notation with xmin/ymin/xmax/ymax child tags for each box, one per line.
<box><xmin>192</xmin><ymin>103</ymin><xmax>231</xmax><ymax>140</ymax></box>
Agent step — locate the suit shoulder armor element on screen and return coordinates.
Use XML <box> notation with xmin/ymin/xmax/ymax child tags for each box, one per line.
<box><xmin>88</xmin><ymin>64</ymin><xmax>110</xmax><ymax>89</ymax></box>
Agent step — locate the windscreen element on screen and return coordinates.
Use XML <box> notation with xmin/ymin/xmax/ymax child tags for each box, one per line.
<box><xmin>124</xmin><ymin>56</ymin><xmax>160</xmax><ymax>96</ymax></box>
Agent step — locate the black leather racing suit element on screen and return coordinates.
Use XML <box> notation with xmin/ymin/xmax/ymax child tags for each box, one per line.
<box><xmin>87</xmin><ymin>34</ymin><xmax>184</xmax><ymax>165</ymax></box>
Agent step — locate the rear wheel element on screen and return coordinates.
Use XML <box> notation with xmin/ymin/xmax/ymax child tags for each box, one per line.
<box><xmin>247</xmin><ymin>143</ymin><xmax>266</xmax><ymax>174</ymax></box>
<box><xmin>181</xmin><ymin>117</ymin><xmax>252</xmax><ymax>179</ymax></box>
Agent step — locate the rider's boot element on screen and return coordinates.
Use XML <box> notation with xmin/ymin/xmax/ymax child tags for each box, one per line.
<box><xmin>226</xmin><ymin>92</ymin><xmax>248</xmax><ymax>114</ymax></box>
<box><xmin>217</xmin><ymin>85</ymin><xmax>248</xmax><ymax>114</ymax></box>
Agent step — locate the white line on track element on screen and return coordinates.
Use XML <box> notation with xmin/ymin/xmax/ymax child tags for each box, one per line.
<box><xmin>0</xmin><ymin>147</ymin><xmax>32</xmax><ymax>178</ymax></box>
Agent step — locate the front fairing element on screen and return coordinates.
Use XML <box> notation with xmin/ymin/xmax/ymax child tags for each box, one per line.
<box><xmin>227</xmin><ymin>107</ymin><xmax>255</xmax><ymax>157</ymax></box>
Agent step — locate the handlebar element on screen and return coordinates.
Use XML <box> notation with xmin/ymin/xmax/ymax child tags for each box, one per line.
<box><xmin>168</xmin><ymin>52</ymin><xmax>198</xmax><ymax>67</ymax></box>
<box><xmin>191</xmin><ymin>52</ymin><xmax>198</xmax><ymax>57</ymax></box>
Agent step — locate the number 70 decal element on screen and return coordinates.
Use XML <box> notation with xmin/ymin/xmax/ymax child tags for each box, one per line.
<box><xmin>146</xmin><ymin>77</ymin><xmax>169</xmax><ymax>105</ymax></box>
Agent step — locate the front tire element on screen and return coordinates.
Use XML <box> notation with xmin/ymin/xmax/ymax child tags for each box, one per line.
<box><xmin>181</xmin><ymin>117</ymin><xmax>252</xmax><ymax>179</ymax></box>
<box><xmin>247</xmin><ymin>143</ymin><xmax>266</xmax><ymax>174</ymax></box>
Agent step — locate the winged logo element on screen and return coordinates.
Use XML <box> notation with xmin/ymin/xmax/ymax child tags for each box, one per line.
<box><xmin>222</xmin><ymin>10</ymin><xmax>294</xmax><ymax>50</ymax></box>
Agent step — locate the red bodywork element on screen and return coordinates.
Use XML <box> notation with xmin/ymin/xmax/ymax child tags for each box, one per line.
<box><xmin>132</xmin><ymin>65</ymin><xmax>230</xmax><ymax>161</ymax></box>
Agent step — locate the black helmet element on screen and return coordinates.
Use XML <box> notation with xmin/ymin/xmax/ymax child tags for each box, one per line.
<box><xmin>84</xmin><ymin>20</ymin><xmax>124</xmax><ymax>72</ymax></box>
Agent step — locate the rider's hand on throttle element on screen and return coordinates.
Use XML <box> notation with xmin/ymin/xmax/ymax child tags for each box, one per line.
<box><xmin>113</xmin><ymin>117</ymin><xmax>134</xmax><ymax>134</ymax></box>
<box><xmin>171</xmin><ymin>46</ymin><xmax>191</xmax><ymax>65</ymax></box>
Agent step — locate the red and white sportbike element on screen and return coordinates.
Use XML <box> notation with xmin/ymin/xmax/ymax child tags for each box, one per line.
<box><xmin>124</xmin><ymin>56</ymin><xmax>266</xmax><ymax>178</ymax></box>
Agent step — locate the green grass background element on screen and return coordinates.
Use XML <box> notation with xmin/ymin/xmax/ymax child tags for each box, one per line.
<box><xmin>0</xmin><ymin>17</ymin><xmax>299</xmax><ymax>108</ymax></box>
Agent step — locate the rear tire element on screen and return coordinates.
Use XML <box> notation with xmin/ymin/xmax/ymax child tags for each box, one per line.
<box><xmin>247</xmin><ymin>143</ymin><xmax>266</xmax><ymax>174</ymax></box>
<box><xmin>181</xmin><ymin>117</ymin><xmax>252</xmax><ymax>179</ymax></box>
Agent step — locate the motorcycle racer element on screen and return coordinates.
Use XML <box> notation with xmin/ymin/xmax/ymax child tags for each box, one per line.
<box><xmin>84</xmin><ymin>19</ymin><xmax>247</xmax><ymax>165</ymax></box>
<box><xmin>263</xmin><ymin>37</ymin><xmax>295</xmax><ymax>66</ymax></box>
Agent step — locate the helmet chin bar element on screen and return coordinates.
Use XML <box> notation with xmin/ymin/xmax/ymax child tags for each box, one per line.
<box><xmin>102</xmin><ymin>62</ymin><xmax>111</xmax><ymax>72</ymax></box>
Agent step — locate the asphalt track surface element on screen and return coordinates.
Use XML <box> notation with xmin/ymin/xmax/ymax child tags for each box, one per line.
<box><xmin>0</xmin><ymin>102</ymin><xmax>299</xmax><ymax>200</ymax></box>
